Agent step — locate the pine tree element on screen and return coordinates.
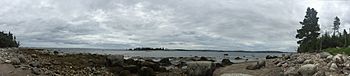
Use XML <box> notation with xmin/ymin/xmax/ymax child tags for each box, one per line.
<box><xmin>343</xmin><ymin>29</ymin><xmax>348</xmax><ymax>47</ymax></box>
<box><xmin>333</xmin><ymin>16</ymin><xmax>340</xmax><ymax>35</ymax></box>
<box><xmin>0</xmin><ymin>31</ymin><xmax>19</xmax><ymax>48</ymax></box>
<box><xmin>296</xmin><ymin>7</ymin><xmax>321</xmax><ymax>52</ymax></box>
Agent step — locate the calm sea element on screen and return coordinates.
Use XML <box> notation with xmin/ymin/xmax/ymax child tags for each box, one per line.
<box><xmin>45</xmin><ymin>48</ymin><xmax>292</xmax><ymax>63</ymax></box>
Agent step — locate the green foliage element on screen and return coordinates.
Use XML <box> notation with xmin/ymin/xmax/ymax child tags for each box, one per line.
<box><xmin>0</xmin><ymin>31</ymin><xmax>19</xmax><ymax>48</ymax></box>
<box><xmin>297</xmin><ymin>9</ymin><xmax>350</xmax><ymax>53</ymax></box>
<box><xmin>319</xmin><ymin>29</ymin><xmax>350</xmax><ymax>49</ymax></box>
<box><xmin>333</xmin><ymin>16</ymin><xmax>340</xmax><ymax>34</ymax></box>
<box><xmin>325</xmin><ymin>48</ymin><xmax>350</xmax><ymax>55</ymax></box>
<box><xmin>296</xmin><ymin>7</ymin><xmax>320</xmax><ymax>53</ymax></box>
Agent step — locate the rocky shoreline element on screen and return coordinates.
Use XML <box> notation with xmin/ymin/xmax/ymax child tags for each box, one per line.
<box><xmin>0</xmin><ymin>48</ymin><xmax>238</xmax><ymax>76</ymax></box>
<box><xmin>4</xmin><ymin>48</ymin><xmax>345</xmax><ymax>76</ymax></box>
<box><xmin>214</xmin><ymin>52</ymin><xmax>350</xmax><ymax>76</ymax></box>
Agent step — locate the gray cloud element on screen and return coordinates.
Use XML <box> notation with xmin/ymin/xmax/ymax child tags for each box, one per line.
<box><xmin>1</xmin><ymin>0</ymin><xmax>350</xmax><ymax>52</ymax></box>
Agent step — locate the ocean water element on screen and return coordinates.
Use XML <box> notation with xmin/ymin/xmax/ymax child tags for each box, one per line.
<box><xmin>45</xmin><ymin>48</ymin><xmax>291</xmax><ymax>63</ymax></box>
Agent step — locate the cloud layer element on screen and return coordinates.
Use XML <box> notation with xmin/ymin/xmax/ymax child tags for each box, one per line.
<box><xmin>1</xmin><ymin>0</ymin><xmax>350</xmax><ymax>51</ymax></box>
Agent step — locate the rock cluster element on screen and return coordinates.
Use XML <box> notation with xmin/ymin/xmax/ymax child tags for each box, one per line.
<box><xmin>119</xmin><ymin>56</ymin><xmax>221</xmax><ymax>76</ymax></box>
<box><xmin>246</xmin><ymin>60</ymin><xmax>266</xmax><ymax>70</ymax></box>
<box><xmin>272</xmin><ymin>52</ymin><xmax>350</xmax><ymax>76</ymax></box>
<box><xmin>0</xmin><ymin>48</ymin><xmax>114</xmax><ymax>75</ymax></box>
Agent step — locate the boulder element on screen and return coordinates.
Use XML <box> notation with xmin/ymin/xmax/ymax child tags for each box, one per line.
<box><xmin>139</xmin><ymin>67</ymin><xmax>155</xmax><ymax>76</ymax></box>
<box><xmin>125</xmin><ymin>59</ymin><xmax>137</xmax><ymax>65</ymax></box>
<box><xmin>32</xmin><ymin>67</ymin><xmax>41</xmax><ymax>75</ymax></box>
<box><xmin>282</xmin><ymin>63</ymin><xmax>288</xmax><ymax>68</ymax></box>
<box><xmin>124</xmin><ymin>65</ymin><xmax>139</xmax><ymax>73</ymax></box>
<box><xmin>325</xmin><ymin>55</ymin><xmax>333</xmax><ymax>63</ymax></box>
<box><xmin>329</xmin><ymin>63</ymin><xmax>338</xmax><ymax>71</ymax></box>
<box><xmin>221</xmin><ymin>59</ymin><xmax>233</xmax><ymax>66</ymax></box>
<box><xmin>10</xmin><ymin>58</ymin><xmax>21</xmax><ymax>65</ymax></box>
<box><xmin>31</xmin><ymin>54</ymin><xmax>38</xmax><ymax>58</ymax></box>
<box><xmin>141</xmin><ymin>61</ymin><xmax>160</xmax><ymax>71</ymax></box>
<box><xmin>332</xmin><ymin>54</ymin><xmax>344</xmax><ymax>64</ymax></box>
<box><xmin>186</xmin><ymin>61</ymin><xmax>215</xmax><ymax>76</ymax></box>
<box><xmin>215</xmin><ymin>63</ymin><xmax>224</xmax><ymax>67</ymax></box>
<box><xmin>295</xmin><ymin>58</ymin><xmax>306</xmax><ymax>64</ymax></box>
<box><xmin>298</xmin><ymin>64</ymin><xmax>317</xmax><ymax>76</ymax></box>
<box><xmin>319</xmin><ymin>52</ymin><xmax>332</xmax><ymax>58</ymax></box>
<box><xmin>159</xmin><ymin>58</ymin><xmax>171</xmax><ymax>66</ymax></box>
<box><xmin>30</xmin><ymin>61</ymin><xmax>41</xmax><ymax>68</ymax></box>
<box><xmin>18</xmin><ymin>54</ymin><xmax>27</xmax><ymax>63</ymax></box>
<box><xmin>220</xmin><ymin>73</ymin><xmax>253</xmax><ymax>76</ymax></box>
<box><xmin>53</xmin><ymin>51</ymin><xmax>59</xmax><ymax>55</ymax></box>
<box><xmin>313</xmin><ymin>70</ymin><xmax>326</xmax><ymax>76</ymax></box>
<box><xmin>4</xmin><ymin>60</ymin><xmax>11</xmax><ymax>63</ymax></box>
<box><xmin>199</xmin><ymin>57</ymin><xmax>209</xmax><ymax>61</ymax></box>
<box><xmin>266</xmin><ymin>55</ymin><xmax>278</xmax><ymax>59</ymax></box>
<box><xmin>326</xmin><ymin>55</ymin><xmax>333</xmax><ymax>60</ymax></box>
<box><xmin>284</xmin><ymin>67</ymin><xmax>299</xmax><ymax>76</ymax></box>
<box><xmin>246</xmin><ymin>61</ymin><xmax>265</xmax><ymax>70</ymax></box>
<box><xmin>276</xmin><ymin>61</ymin><xmax>286</xmax><ymax>67</ymax></box>
<box><xmin>234</xmin><ymin>57</ymin><xmax>242</xmax><ymax>60</ymax></box>
<box><xmin>257</xmin><ymin>60</ymin><xmax>266</xmax><ymax>68</ymax></box>
<box><xmin>303</xmin><ymin>60</ymin><xmax>314</xmax><ymax>64</ymax></box>
<box><xmin>265</xmin><ymin>68</ymin><xmax>284</xmax><ymax>76</ymax></box>
<box><xmin>106</xmin><ymin>55</ymin><xmax>124</xmax><ymax>66</ymax></box>
<box><xmin>119</xmin><ymin>70</ymin><xmax>132</xmax><ymax>76</ymax></box>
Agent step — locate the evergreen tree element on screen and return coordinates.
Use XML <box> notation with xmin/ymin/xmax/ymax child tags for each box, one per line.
<box><xmin>343</xmin><ymin>29</ymin><xmax>348</xmax><ymax>47</ymax></box>
<box><xmin>296</xmin><ymin>7</ymin><xmax>320</xmax><ymax>52</ymax></box>
<box><xmin>333</xmin><ymin>16</ymin><xmax>340</xmax><ymax>34</ymax></box>
<box><xmin>0</xmin><ymin>31</ymin><xmax>19</xmax><ymax>48</ymax></box>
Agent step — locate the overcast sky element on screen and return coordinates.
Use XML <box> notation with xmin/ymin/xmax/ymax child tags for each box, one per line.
<box><xmin>0</xmin><ymin>0</ymin><xmax>350</xmax><ymax>51</ymax></box>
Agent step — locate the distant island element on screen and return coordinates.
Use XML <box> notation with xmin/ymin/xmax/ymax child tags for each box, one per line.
<box><xmin>128</xmin><ymin>47</ymin><xmax>288</xmax><ymax>53</ymax></box>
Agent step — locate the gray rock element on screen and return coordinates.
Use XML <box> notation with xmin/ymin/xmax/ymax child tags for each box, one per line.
<box><xmin>4</xmin><ymin>60</ymin><xmax>11</xmax><ymax>63</ymax></box>
<box><xmin>119</xmin><ymin>70</ymin><xmax>132</xmax><ymax>76</ymax></box>
<box><xmin>32</xmin><ymin>67</ymin><xmax>41</xmax><ymax>75</ymax></box>
<box><xmin>124</xmin><ymin>65</ymin><xmax>138</xmax><ymax>73</ymax></box>
<box><xmin>284</xmin><ymin>67</ymin><xmax>299</xmax><ymax>76</ymax></box>
<box><xmin>257</xmin><ymin>60</ymin><xmax>266</xmax><ymax>68</ymax></box>
<box><xmin>333</xmin><ymin>54</ymin><xmax>344</xmax><ymax>64</ymax></box>
<box><xmin>276</xmin><ymin>61</ymin><xmax>286</xmax><ymax>67</ymax></box>
<box><xmin>319</xmin><ymin>52</ymin><xmax>332</xmax><ymax>58</ymax></box>
<box><xmin>186</xmin><ymin>61</ymin><xmax>215</xmax><ymax>76</ymax></box>
<box><xmin>221</xmin><ymin>59</ymin><xmax>233</xmax><ymax>66</ymax></box>
<box><xmin>139</xmin><ymin>67</ymin><xmax>155</xmax><ymax>76</ymax></box>
<box><xmin>10</xmin><ymin>58</ymin><xmax>21</xmax><ymax>65</ymax></box>
<box><xmin>282</xmin><ymin>63</ymin><xmax>288</xmax><ymax>68</ymax></box>
<box><xmin>159</xmin><ymin>58</ymin><xmax>171</xmax><ymax>66</ymax></box>
<box><xmin>326</xmin><ymin>55</ymin><xmax>333</xmax><ymax>60</ymax></box>
<box><xmin>31</xmin><ymin>54</ymin><xmax>38</xmax><ymax>58</ymax></box>
<box><xmin>266</xmin><ymin>68</ymin><xmax>284</xmax><ymax>76</ymax></box>
<box><xmin>303</xmin><ymin>60</ymin><xmax>314</xmax><ymax>64</ymax></box>
<box><xmin>30</xmin><ymin>61</ymin><xmax>41</xmax><ymax>68</ymax></box>
<box><xmin>313</xmin><ymin>71</ymin><xmax>326</xmax><ymax>76</ymax></box>
<box><xmin>246</xmin><ymin>61</ymin><xmax>265</xmax><ymax>70</ymax></box>
<box><xmin>295</xmin><ymin>58</ymin><xmax>306</xmax><ymax>64</ymax></box>
<box><xmin>329</xmin><ymin>63</ymin><xmax>338</xmax><ymax>71</ymax></box>
<box><xmin>18</xmin><ymin>54</ymin><xmax>27</xmax><ymax>63</ymax></box>
<box><xmin>106</xmin><ymin>55</ymin><xmax>124</xmax><ymax>66</ymax></box>
<box><xmin>220</xmin><ymin>73</ymin><xmax>253</xmax><ymax>76</ymax></box>
<box><xmin>298</xmin><ymin>64</ymin><xmax>317</xmax><ymax>76</ymax></box>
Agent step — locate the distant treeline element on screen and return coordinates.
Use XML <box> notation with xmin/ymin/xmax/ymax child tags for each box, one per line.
<box><xmin>129</xmin><ymin>47</ymin><xmax>165</xmax><ymax>50</ymax></box>
<box><xmin>0</xmin><ymin>31</ymin><xmax>19</xmax><ymax>48</ymax></box>
<box><xmin>296</xmin><ymin>7</ymin><xmax>349</xmax><ymax>52</ymax></box>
